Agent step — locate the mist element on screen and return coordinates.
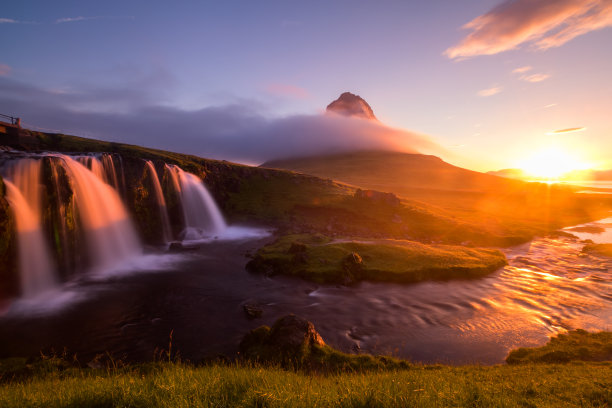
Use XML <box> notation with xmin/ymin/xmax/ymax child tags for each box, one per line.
<box><xmin>0</xmin><ymin>78</ymin><xmax>444</xmax><ymax>164</ymax></box>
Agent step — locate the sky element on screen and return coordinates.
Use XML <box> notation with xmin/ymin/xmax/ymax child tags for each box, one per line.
<box><xmin>1</xmin><ymin>0</ymin><xmax>611</xmax><ymax>172</ymax></box>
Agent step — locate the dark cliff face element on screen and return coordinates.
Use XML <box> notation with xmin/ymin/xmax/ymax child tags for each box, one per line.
<box><xmin>326</xmin><ymin>92</ymin><xmax>377</xmax><ymax>121</ymax></box>
<box><xmin>0</xmin><ymin>176</ymin><xmax>17</xmax><ymax>298</ymax></box>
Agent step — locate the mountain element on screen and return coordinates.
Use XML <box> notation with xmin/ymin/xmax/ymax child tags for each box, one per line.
<box><xmin>261</xmin><ymin>150</ymin><xmax>612</xmax><ymax>243</ymax></box>
<box><xmin>487</xmin><ymin>168</ymin><xmax>528</xmax><ymax>180</ymax></box>
<box><xmin>326</xmin><ymin>92</ymin><xmax>377</xmax><ymax>120</ymax></box>
<box><xmin>263</xmin><ymin>150</ymin><xmax>530</xmax><ymax>195</ymax></box>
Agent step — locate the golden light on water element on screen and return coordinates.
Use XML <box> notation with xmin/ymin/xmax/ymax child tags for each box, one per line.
<box><xmin>517</xmin><ymin>146</ymin><xmax>591</xmax><ymax>180</ymax></box>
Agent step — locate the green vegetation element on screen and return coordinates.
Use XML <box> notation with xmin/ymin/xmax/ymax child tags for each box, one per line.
<box><xmin>1</xmin><ymin>359</ymin><xmax>611</xmax><ymax>407</ymax></box>
<box><xmin>507</xmin><ymin>329</ymin><xmax>612</xmax><ymax>364</ymax></box>
<box><xmin>247</xmin><ymin>234</ymin><xmax>507</xmax><ymax>284</ymax></box>
<box><xmin>582</xmin><ymin>243</ymin><xmax>612</xmax><ymax>257</ymax></box>
<box><xmin>263</xmin><ymin>150</ymin><xmax>612</xmax><ymax>241</ymax></box>
<box><xmin>1</xmin><ymin>327</ymin><xmax>612</xmax><ymax>406</ymax></box>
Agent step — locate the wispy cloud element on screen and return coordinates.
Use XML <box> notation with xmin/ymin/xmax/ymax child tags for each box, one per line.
<box><xmin>55</xmin><ymin>16</ymin><xmax>93</xmax><ymax>24</ymax></box>
<box><xmin>445</xmin><ymin>0</ymin><xmax>612</xmax><ymax>59</ymax></box>
<box><xmin>0</xmin><ymin>64</ymin><xmax>10</xmax><ymax>76</ymax></box>
<box><xmin>478</xmin><ymin>85</ymin><xmax>502</xmax><ymax>97</ymax></box>
<box><xmin>55</xmin><ymin>15</ymin><xmax>133</xmax><ymax>24</ymax></box>
<box><xmin>511</xmin><ymin>65</ymin><xmax>550</xmax><ymax>82</ymax></box>
<box><xmin>0</xmin><ymin>18</ymin><xmax>18</xmax><ymax>24</ymax></box>
<box><xmin>512</xmin><ymin>66</ymin><xmax>532</xmax><ymax>74</ymax></box>
<box><xmin>550</xmin><ymin>127</ymin><xmax>586</xmax><ymax>134</ymax></box>
<box><xmin>265</xmin><ymin>83</ymin><xmax>310</xmax><ymax>99</ymax></box>
<box><xmin>521</xmin><ymin>73</ymin><xmax>551</xmax><ymax>82</ymax></box>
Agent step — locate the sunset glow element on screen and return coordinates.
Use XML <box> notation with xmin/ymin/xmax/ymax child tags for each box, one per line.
<box><xmin>517</xmin><ymin>147</ymin><xmax>590</xmax><ymax>179</ymax></box>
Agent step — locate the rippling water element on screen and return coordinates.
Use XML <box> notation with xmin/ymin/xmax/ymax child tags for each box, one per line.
<box><xmin>0</xmin><ymin>220</ymin><xmax>611</xmax><ymax>365</ymax></box>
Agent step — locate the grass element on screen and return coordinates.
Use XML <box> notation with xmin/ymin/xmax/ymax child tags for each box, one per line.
<box><xmin>263</xmin><ymin>150</ymin><xmax>612</xmax><ymax>240</ymax></box>
<box><xmin>507</xmin><ymin>330</ymin><xmax>612</xmax><ymax>364</ymax></box>
<box><xmin>11</xmin><ymin>130</ymin><xmax>612</xmax><ymax>248</ymax></box>
<box><xmin>582</xmin><ymin>243</ymin><xmax>612</xmax><ymax>257</ymax></box>
<box><xmin>247</xmin><ymin>234</ymin><xmax>507</xmax><ymax>284</ymax></box>
<box><xmin>2</xmin><ymin>328</ymin><xmax>612</xmax><ymax>407</ymax></box>
<box><xmin>0</xmin><ymin>360</ymin><xmax>611</xmax><ymax>407</ymax></box>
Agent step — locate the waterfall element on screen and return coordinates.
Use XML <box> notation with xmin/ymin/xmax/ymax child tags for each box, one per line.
<box><xmin>0</xmin><ymin>151</ymin><xmax>232</xmax><ymax>302</ymax></box>
<box><xmin>145</xmin><ymin>160</ymin><xmax>173</xmax><ymax>243</ymax></box>
<box><xmin>165</xmin><ymin>164</ymin><xmax>226</xmax><ymax>240</ymax></box>
<box><xmin>54</xmin><ymin>154</ymin><xmax>141</xmax><ymax>271</ymax></box>
<box><xmin>76</xmin><ymin>154</ymin><xmax>121</xmax><ymax>190</ymax></box>
<box><xmin>4</xmin><ymin>159</ymin><xmax>57</xmax><ymax>297</ymax></box>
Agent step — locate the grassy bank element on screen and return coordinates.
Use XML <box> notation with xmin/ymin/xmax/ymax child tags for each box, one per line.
<box><xmin>582</xmin><ymin>243</ymin><xmax>612</xmax><ymax>257</ymax></box>
<box><xmin>2</xmin><ymin>328</ymin><xmax>612</xmax><ymax>407</ymax></box>
<box><xmin>247</xmin><ymin>234</ymin><xmax>507</xmax><ymax>284</ymax></box>
<box><xmin>0</xmin><ymin>360</ymin><xmax>610</xmax><ymax>407</ymax></box>
<box><xmin>507</xmin><ymin>330</ymin><xmax>612</xmax><ymax>364</ymax></box>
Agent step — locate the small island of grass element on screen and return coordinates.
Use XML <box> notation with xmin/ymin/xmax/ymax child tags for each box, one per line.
<box><xmin>582</xmin><ymin>243</ymin><xmax>612</xmax><ymax>257</ymax></box>
<box><xmin>247</xmin><ymin>234</ymin><xmax>507</xmax><ymax>285</ymax></box>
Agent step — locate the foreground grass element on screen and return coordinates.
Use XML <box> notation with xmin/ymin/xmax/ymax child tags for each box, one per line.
<box><xmin>1</xmin><ymin>361</ymin><xmax>611</xmax><ymax>407</ymax></box>
<box><xmin>247</xmin><ymin>234</ymin><xmax>507</xmax><ymax>284</ymax></box>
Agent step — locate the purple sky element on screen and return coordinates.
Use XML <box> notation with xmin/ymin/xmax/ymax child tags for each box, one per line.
<box><xmin>1</xmin><ymin>0</ymin><xmax>611</xmax><ymax>172</ymax></box>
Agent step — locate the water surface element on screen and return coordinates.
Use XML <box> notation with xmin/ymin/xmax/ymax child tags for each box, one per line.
<box><xmin>1</xmin><ymin>220</ymin><xmax>611</xmax><ymax>365</ymax></box>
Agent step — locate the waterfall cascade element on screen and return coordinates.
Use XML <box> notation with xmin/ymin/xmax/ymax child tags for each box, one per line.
<box><xmin>0</xmin><ymin>153</ymin><xmax>227</xmax><ymax>300</ymax></box>
<box><xmin>165</xmin><ymin>164</ymin><xmax>227</xmax><ymax>240</ymax></box>
<box><xmin>56</xmin><ymin>154</ymin><xmax>141</xmax><ymax>270</ymax></box>
<box><xmin>3</xmin><ymin>159</ymin><xmax>57</xmax><ymax>297</ymax></box>
<box><xmin>145</xmin><ymin>160</ymin><xmax>173</xmax><ymax>243</ymax></box>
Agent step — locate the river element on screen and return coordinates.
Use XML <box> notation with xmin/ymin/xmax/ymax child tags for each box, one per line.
<box><xmin>0</xmin><ymin>219</ymin><xmax>611</xmax><ymax>365</ymax></box>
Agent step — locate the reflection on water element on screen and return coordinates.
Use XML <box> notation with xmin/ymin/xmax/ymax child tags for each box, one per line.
<box><xmin>564</xmin><ymin>217</ymin><xmax>612</xmax><ymax>243</ymax></box>
<box><xmin>0</xmin><ymin>221</ymin><xmax>611</xmax><ymax>365</ymax></box>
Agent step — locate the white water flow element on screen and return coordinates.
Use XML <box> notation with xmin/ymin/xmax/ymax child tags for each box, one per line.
<box><xmin>77</xmin><ymin>157</ymin><xmax>107</xmax><ymax>184</ymax></box>
<box><xmin>55</xmin><ymin>155</ymin><xmax>141</xmax><ymax>271</ymax></box>
<box><xmin>145</xmin><ymin>161</ymin><xmax>173</xmax><ymax>243</ymax></box>
<box><xmin>4</xmin><ymin>159</ymin><xmax>57</xmax><ymax>297</ymax></box>
<box><xmin>165</xmin><ymin>164</ymin><xmax>226</xmax><ymax>240</ymax></box>
<box><xmin>101</xmin><ymin>154</ymin><xmax>120</xmax><ymax>190</ymax></box>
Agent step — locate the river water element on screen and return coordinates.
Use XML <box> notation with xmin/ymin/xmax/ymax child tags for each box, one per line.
<box><xmin>0</xmin><ymin>219</ymin><xmax>611</xmax><ymax>365</ymax></box>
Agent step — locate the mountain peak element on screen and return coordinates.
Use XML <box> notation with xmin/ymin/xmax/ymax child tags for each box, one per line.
<box><xmin>326</xmin><ymin>92</ymin><xmax>377</xmax><ymax>120</ymax></box>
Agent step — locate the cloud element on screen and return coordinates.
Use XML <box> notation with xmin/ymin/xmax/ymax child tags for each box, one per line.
<box><xmin>0</xmin><ymin>64</ymin><xmax>10</xmax><ymax>76</ymax></box>
<box><xmin>445</xmin><ymin>0</ymin><xmax>612</xmax><ymax>59</ymax></box>
<box><xmin>0</xmin><ymin>18</ymin><xmax>18</xmax><ymax>24</ymax></box>
<box><xmin>512</xmin><ymin>66</ymin><xmax>532</xmax><ymax>74</ymax></box>
<box><xmin>478</xmin><ymin>86</ymin><xmax>502</xmax><ymax>97</ymax></box>
<box><xmin>549</xmin><ymin>127</ymin><xmax>586</xmax><ymax>134</ymax></box>
<box><xmin>265</xmin><ymin>83</ymin><xmax>310</xmax><ymax>99</ymax></box>
<box><xmin>0</xmin><ymin>77</ymin><xmax>444</xmax><ymax>164</ymax></box>
<box><xmin>55</xmin><ymin>16</ymin><xmax>92</xmax><ymax>24</ymax></box>
<box><xmin>521</xmin><ymin>73</ymin><xmax>551</xmax><ymax>82</ymax></box>
<box><xmin>55</xmin><ymin>16</ymin><xmax>134</xmax><ymax>24</ymax></box>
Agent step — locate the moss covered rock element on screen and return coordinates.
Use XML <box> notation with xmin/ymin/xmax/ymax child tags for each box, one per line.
<box><xmin>239</xmin><ymin>314</ymin><xmax>410</xmax><ymax>371</ymax></box>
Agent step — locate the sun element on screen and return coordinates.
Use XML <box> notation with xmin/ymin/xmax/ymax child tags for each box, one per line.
<box><xmin>517</xmin><ymin>147</ymin><xmax>590</xmax><ymax>180</ymax></box>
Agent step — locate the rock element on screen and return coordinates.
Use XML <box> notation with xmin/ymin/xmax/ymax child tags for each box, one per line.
<box><xmin>287</xmin><ymin>242</ymin><xmax>307</xmax><ymax>254</ymax></box>
<box><xmin>268</xmin><ymin>314</ymin><xmax>325</xmax><ymax>350</ymax></box>
<box><xmin>239</xmin><ymin>314</ymin><xmax>325</xmax><ymax>365</ymax></box>
<box><xmin>341</xmin><ymin>252</ymin><xmax>364</xmax><ymax>284</ymax></box>
<box><xmin>243</xmin><ymin>303</ymin><xmax>263</xmax><ymax>319</ymax></box>
<box><xmin>354</xmin><ymin>188</ymin><xmax>400</xmax><ymax>207</ymax></box>
<box><xmin>326</xmin><ymin>92</ymin><xmax>377</xmax><ymax>120</ymax></box>
<box><xmin>168</xmin><ymin>241</ymin><xmax>200</xmax><ymax>252</ymax></box>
